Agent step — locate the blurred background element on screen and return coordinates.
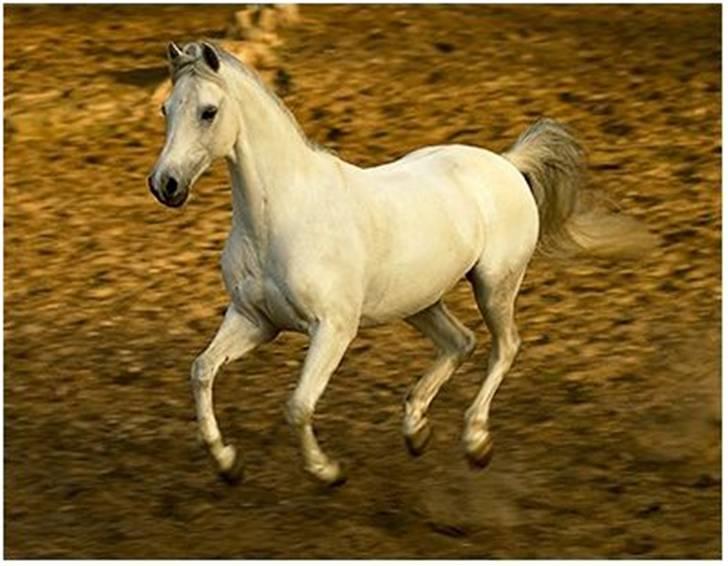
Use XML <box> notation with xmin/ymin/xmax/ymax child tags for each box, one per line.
<box><xmin>4</xmin><ymin>4</ymin><xmax>720</xmax><ymax>558</ymax></box>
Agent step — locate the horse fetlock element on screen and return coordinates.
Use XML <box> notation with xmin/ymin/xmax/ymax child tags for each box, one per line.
<box><xmin>462</xmin><ymin>420</ymin><xmax>494</xmax><ymax>469</ymax></box>
<box><xmin>464</xmin><ymin>432</ymin><xmax>494</xmax><ymax>469</ymax></box>
<box><xmin>218</xmin><ymin>447</ymin><xmax>244</xmax><ymax>485</ymax></box>
<box><xmin>404</xmin><ymin>417</ymin><xmax>432</xmax><ymax>457</ymax></box>
<box><xmin>463</xmin><ymin>406</ymin><xmax>483</xmax><ymax>427</ymax></box>
<box><xmin>403</xmin><ymin>401</ymin><xmax>431</xmax><ymax>456</ymax></box>
<box><xmin>462</xmin><ymin>411</ymin><xmax>488</xmax><ymax>445</ymax></box>
<box><xmin>208</xmin><ymin>442</ymin><xmax>243</xmax><ymax>484</ymax></box>
<box><xmin>463</xmin><ymin>420</ymin><xmax>488</xmax><ymax>446</ymax></box>
<box><xmin>306</xmin><ymin>457</ymin><xmax>346</xmax><ymax>486</ymax></box>
<box><xmin>217</xmin><ymin>444</ymin><xmax>237</xmax><ymax>471</ymax></box>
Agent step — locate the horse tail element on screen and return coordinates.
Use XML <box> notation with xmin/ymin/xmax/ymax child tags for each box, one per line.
<box><xmin>504</xmin><ymin>118</ymin><xmax>657</xmax><ymax>257</ymax></box>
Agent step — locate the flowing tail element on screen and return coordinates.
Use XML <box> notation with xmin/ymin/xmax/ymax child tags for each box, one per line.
<box><xmin>504</xmin><ymin>118</ymin><xmax>657</xmax><ymax>257</ymax></box>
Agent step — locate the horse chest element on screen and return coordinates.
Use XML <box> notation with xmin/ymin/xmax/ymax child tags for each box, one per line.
<box><xmin>221</xmin><ymin>249</ymin><xmax>310</xmax><ymax>332</ymax></box>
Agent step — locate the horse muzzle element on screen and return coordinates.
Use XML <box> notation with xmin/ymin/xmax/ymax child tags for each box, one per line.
<box><xmin>148</xmin><ymin>172</ymin><xmax>189</xmax><ymax>208</ymax></box>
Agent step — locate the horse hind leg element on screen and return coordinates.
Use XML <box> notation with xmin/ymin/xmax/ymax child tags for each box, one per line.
<box><xmin>463</xmin><ymin>262</ymin><xmax>527</xmax><ymax>469</ymax></box>
<box><xmin>403</xmin><ymin>301</ymin><xmax>476</xmax><ymax>456</ymax></box>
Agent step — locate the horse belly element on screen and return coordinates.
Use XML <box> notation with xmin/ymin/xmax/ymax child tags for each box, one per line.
<box><xmin>360</xmin><ymin>270</ymin><xmax>469</xmax><ymax>326</ymax></box>
<box><xmin>360</xmin><ymin>209</ymin><xmax>483</xmax><ymax>325</ymax></box>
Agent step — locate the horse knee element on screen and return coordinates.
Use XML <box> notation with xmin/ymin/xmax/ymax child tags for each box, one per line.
<box><xmin>191</xmin><ymin>355</ymin><xmax>213</xmax><ymax>388</ymax></box>
<box><xmin>286</xmin><ymin>395</ymin><xmax>312</xmax><ymax>428</ymax></box>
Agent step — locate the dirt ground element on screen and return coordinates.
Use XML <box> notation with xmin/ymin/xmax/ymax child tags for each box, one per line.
<box><xmin>4</xmin><ymin>4</ymin><xmax>721</xmax><ymax>558</ymax></box>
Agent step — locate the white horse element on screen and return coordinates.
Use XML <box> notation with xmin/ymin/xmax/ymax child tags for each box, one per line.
<box><xmin>148</xmin><ymin>41</ymin><xmax>646</xmax><ymax>485</ymax></box>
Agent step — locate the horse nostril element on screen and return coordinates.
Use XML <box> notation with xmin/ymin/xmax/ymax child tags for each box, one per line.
<box><xmin>164</xmin><ymin>176</ymin><xmax>178</xmax><ymax>197</ymax></box>
<box><xmin>147</xmin><ymin>175</ymin><xmax>156</xmax><ymax>194</ymax></box>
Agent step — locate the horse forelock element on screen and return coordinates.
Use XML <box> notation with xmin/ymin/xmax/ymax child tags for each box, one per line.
<box><xmin>170</xmin><ymin>42</ymin><xmax>223</xmax><ymax>85</ymax></box>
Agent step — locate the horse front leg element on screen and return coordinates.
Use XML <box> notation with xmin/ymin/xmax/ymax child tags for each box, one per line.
<box><xmin>191</xmin><ymin>304</ymin><xmax>276</xmax><ymax>483</ymax></box>
<box><xmin>286</xmin><ymin>319</ymin><xmax>356</xmax><ymax>486</ymax></box>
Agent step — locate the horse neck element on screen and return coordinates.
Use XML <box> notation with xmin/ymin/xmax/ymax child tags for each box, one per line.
<box><xmin>224</xmin><ymin>71</ymin><xmax>327</xmax><ymax>238</ymax></box>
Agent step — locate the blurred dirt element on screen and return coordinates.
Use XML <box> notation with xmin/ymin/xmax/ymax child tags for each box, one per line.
<box><xmin>4</xmin><ymin>4</ymin><xmax>720</xmax><ymax>558</ymax></box>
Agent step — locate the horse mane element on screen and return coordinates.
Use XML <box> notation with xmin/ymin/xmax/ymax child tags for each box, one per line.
<box><xmin>171</xmin><ymin>41</ymin><xmax>330</xmax><ymax>154</ymax></box>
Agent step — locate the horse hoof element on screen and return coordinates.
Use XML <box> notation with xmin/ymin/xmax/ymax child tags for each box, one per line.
<box><xmin>465</xmin><ymin>434</ymin><xmax>494</xmax><ymax>470</ymax></box>
<box><xmin>327</xmin><ymin>471</ymin><xmax>348</xmax><ymax>488</ymax></box>
<box><xmin>405</xmin><ymin>420</ymin><xmax>432</xmax><ymax>457</ymax></box>
<box><xmin>218</xmin><ymin>449</ymin><xmax>244</xmax><ymax>485</ymax></box>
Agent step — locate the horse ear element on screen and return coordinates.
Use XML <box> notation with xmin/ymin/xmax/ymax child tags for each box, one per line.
<box><xmin>168</xmin><ymin>41</ymin><xmax>183</xmax><ymax>62</ymax></box>
<box><xmin>201</xmin><ymin>42</ymin><xmax>220</xmax><ymax>72</ymax></box>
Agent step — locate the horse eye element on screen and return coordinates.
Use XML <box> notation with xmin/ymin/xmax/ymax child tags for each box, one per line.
<box><xmin>160</xmin><ymin>104</ymin><xmax>166</xmax><ymax>117</ymax></box>
<box><xmin>201</xmin><ymin>106</ymin><xmax>218</xmax><ymax>121</ymax></box>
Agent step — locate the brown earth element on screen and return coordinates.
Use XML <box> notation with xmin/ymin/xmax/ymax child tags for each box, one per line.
<box><xmin>4</xmin><ymin>4</ymin><xmax>721</xmax><ymax>558</ymax></box>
